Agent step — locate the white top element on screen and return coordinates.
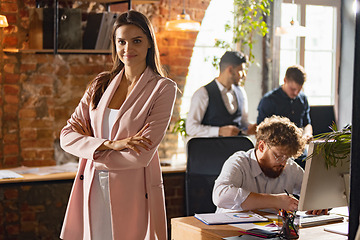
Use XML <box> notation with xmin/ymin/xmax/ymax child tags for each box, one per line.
<box><xmin>102</xmin><ymin>108</ymin><xmax>120</xmax><ymax>140</ymax></box>
<box><xmin>213</xmin><ymin>149</ymin><xmax>304</xmax><ymax>213</ymax></box>
<box><xmin>186</xmin><ymin>80</ymin><xmax>250</xmax><ymax>137</ymax></box>
<box><xmin>91</xmin><ymin>107</ymin><xmax>119</xmax><ymax>240</ymax></box>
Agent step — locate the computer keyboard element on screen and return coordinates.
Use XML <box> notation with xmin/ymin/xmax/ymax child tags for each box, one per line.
<box><xmin>300</xmin><ymin>214</ymin><xmax>344</xmax><ymax>227</ymax></box>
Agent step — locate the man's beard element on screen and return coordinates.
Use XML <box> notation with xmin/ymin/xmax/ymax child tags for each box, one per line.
<box><xmin>258</xmin><ymin>160</ymin><xmax>285</xmax><ymax>178</ymax></box>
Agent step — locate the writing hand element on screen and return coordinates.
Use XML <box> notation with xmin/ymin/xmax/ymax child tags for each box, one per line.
<box><xmin>274</xmin><ymin>193</ymin><xmax>299</xmax><ymax>212</ymax></box>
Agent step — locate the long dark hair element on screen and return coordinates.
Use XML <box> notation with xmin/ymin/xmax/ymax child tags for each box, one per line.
<box><xmin>87</xmin><ymin>10</ymin><xmax>165</xmax><ymax>109</ymax></box>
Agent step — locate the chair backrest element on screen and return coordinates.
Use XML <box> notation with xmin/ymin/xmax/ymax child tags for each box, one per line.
<box><xmin>185</xmin><ymin>136</ymin><xmax>254</xmax><ymax>216</ymax></box>
<box><xmin>310</xmin><ymin>105</ymin><xmax>336</xmax><ymax>136</ymax></box>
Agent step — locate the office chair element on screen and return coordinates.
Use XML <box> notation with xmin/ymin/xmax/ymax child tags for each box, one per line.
<box><xmin>185</xmin><ymin>136</ymin><xmax>254</xmax><ymax>216</ymax></box>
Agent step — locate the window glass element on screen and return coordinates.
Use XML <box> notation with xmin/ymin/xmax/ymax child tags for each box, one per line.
<box><xmin>180</xmin><ymin>0</ymin><xmax>234</xmax><ymax>117</ymax></box>
<box><xmin>279</xmin><ymin>2</ymin><xmax>338</xmax><ymax>105</ymax></box>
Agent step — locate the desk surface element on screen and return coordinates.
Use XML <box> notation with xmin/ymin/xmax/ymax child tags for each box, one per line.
<box><xmin>171</xmin><ymin>216</ymin><xmax>348</xmax><ymax>240</ymax></box>
<box><xmin>0</xmin><ymin>164</ymin><xmax>186</xmax><ymax>184</ymax></box>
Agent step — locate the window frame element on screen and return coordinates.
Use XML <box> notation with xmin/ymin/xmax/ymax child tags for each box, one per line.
<box><xmin>277</xmin><ymin>0</ymin><xmax>341</xmax><ymax>106</ymax></box>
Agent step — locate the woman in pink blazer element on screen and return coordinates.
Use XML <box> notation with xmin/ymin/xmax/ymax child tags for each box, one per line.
<box><xmin>60</xmin><ymin>10</ymin><xmax>176</xmax><ymax>240</ymax></box>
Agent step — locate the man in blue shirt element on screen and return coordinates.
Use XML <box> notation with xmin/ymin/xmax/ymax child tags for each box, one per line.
<box><xmin>256</xmin><ymin>65</ymin><xmax>312</xmax><ymax>169</ymax></box>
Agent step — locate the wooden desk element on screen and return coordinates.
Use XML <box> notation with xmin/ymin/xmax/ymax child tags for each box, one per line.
<box><xmin>171</xmin><ymin>216</ymin><xmax>348</xmax><ymax>240</ymax></box>
<box><xmin>0</xmin><ymin>164</ymin><xmax>186</xmax><ymax>184</ymax></box>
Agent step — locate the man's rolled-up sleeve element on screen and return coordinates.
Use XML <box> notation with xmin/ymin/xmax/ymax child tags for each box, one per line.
<box><xmin>212</xmin><ymin>156</ymin><xmax>250</xmax><ymax>211</ymax></box>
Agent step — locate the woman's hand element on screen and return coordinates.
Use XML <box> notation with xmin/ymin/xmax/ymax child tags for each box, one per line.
<box><xmin>71</xmin><ymin>117</ymin><xmax>93</xmax><ymax>136</ymax></box>
<box><xmin>103</xmin><ymin>123</ymin><xmax>153</xmax><ymax>154</ymax></box>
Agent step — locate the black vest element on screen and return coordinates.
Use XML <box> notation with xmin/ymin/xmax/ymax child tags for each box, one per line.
<box><xmin>201</xmin><ymin>80</ymin><xmax>243</xmax><ymax>128</ymax></box>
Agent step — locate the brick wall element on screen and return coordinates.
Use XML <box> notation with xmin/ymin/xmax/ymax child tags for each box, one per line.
<box><xmin>0</xmin><ymin>0</ymin><xmax>210</xmax><ymax>168</ymax></box>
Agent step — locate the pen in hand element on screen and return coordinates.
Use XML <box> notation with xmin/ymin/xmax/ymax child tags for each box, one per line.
<box><xmin>284</xmin><ymin>189</ymin><xmax>290</xmax><ymax>196</ymax></box>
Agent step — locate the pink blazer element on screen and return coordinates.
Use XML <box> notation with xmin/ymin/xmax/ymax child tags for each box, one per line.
<box><xmin>59</xmin><ymin>67</ymin><xmax>177</xmax><ymax>240</ymax></box>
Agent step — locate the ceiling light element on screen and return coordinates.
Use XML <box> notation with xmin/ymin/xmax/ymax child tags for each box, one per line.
<box><xmin>165</xmin><ymin>0</ymin><xmax>200</xmax><ymax>32</ymax></box>
<box><xmin>275</xmin><ymin>0</ymin><xmax>307</xmax><ymax>37</ymax></box>
<box><xmin>275</xmin><ymin>19</ymin><xmax>307</xmax><ymax>37</ymax></box>
<box><xmin>0</xmin><ymin>15</ymin><xmax>8</xmax><ymax>28</ymax></box>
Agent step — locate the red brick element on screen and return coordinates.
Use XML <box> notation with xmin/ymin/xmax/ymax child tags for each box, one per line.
<box><xmin>21</xmin><ymin>222</ymin><xmax>38</xmax><ymax>233</ymax></box>
<box><xmin>4</xmin><ymin>95</ymin><xmax>19</xmax><ymax>104</ymax></box>
<box><xmin>3</xmin><ymin>144</ymin><xmax>19</xmax><ymax>155</ymax></box>
<box><xmin>4</xmin><ymin>85</ymin><xmax>19</xmax><ymax>95</ymax></box>
<box><xmin>19</xmin><ymin>9</ymin><xmax>28</xmax><ymax>19</ymax></box>
<box><xmin>4</xmin><ymin>189</ymin><xmax>18</xmax><ymax>200</ymax></box>
<box><xmin>169</xmin><ymin>57</ymin><xmax>191</xmax><ymax>67</ymax></box>
<box><xmin>21</xmin><ymin>159</ymin><xmax>56</xmax><ymax>167</ymax></box>
<box><xmin>38</xmin><ymin>64</ymin><xmax>54</xmax><ymax>74</ymax></box>
<box><xmin>2</xmin><ymin>36</ymin><xmax>18</xmax><ymax>48</ymax></box>
<box><xmin>35</xmin><ymin>54</ymin><xmax>54</xmax><ymax>64</ymax></box>
<box><xmin>20</xmin><ymin>63</ymin><xmax>37</xmax><ymax>73</ymax></box>
<box><xmin>38</xmin><ymin>150</ymin><xmax>54</xmax><ymax>159</ymax></box>
<box><xmin>20</xmin><ymin>203</ymin><xmax>29</xmax><ymax>212</ymax></box>
<box><xmin>19</xmin><ymin>119</ymin><xmax>53</xmax><ymax>128</ymax></box>
<box><xmin>39</xmin><ymin>86</ymin><xmax>52</xmax><ymax>96</ymax></box>
<box><xmin>54</xmin><ymin>65</ymin><xmax>70</xmax><ymax>76</ymax></box>
<box><xmin>6</xmin><ymin>224</ymin><xmax>20</xmax><ymax>235</ymax></box>
<box><xmin>70</xmin><ymin>65</ymin><xmax>106</xmax><ymax>75</ymax></box>
<box><xmin>21</xmin><ymin>150</ymin><xmax>37</xmax><ymax>159</ymax></box>
<box><xmin>4</xmin><ymin>104</ymin><xmax>18</xmax><ymax>114</ymax></box>
<box><xmin>0</xmin><ymin>3</ymin><xmax>18</xmax><ymax>13</ymax></box>
<box><xmin>3</xmin><ymin>134</ymin><xmax>18</xmax><ymax>144</ymax></box>
<box><xmin>21</xmin><ymin>212</ymin><xmax>36</xmax><ymax>222</ymax></box>
<box><xmin>31</xmin><ymin>74</ymin><xmax>54</xmax><ymax>85</ymax></box>
<box><xmin>5</xmin><ymin>213</ymin><xmax>19</xmax><ymax>223</ymax></box>
<box><xmin>4</xmin><ymin>63</ymin><xmax>15</xmax><ymax>74</ymax></box>
<box><xmin>180</xmin><ymin>48</ymin><xmax>194</xmax><ymax>58</ymax></box>
<box><xmin>161</xmin><ymin>37</ymin><xmax>177</xmax><ymax>47</ymax></box>
<box><xmin>6</xmin><ymin>14</ymin><xmax>16</xmax><ymax>24</ymax></box>
<box><xmin>20</xmin><ymin>129</ymin><xmax>37</xmax><ymax>139</ymax></box>
<box><xmin>176</xmin><ymin>67</ymin><xmax>188</xmax><ymax>77</ymax></box>
<box><xmin>21</xmin><ymin>139</ymin><xmax>53</xmax><ymax>149</ymax></box>
<box><xmin>177</xmin><ymin>38</ymin><xmax>196</xmax><ymax>48</ymax></box>
<box><xmin>3</xmin><ymin>156</ymin><xmax>18</xmax><ymax>167</ymax></box>
<box><xmin>19</xmin><ymin>109</ymin><xmax>36</xmax><ymax>118</ymax></box>
<box><xmin>4</xmin><ymin>73</ymin><xmax>20</xmax><ymax>84</ymax></box>
<box><xmin>37</xmin><ymin>129</ymin><xmax>53</xmax><ymax>138</ymax></box>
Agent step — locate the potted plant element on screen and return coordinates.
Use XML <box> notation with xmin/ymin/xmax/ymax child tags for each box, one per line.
<box><xmin>172</xmin><ymin>118</ymin><xmax>188</xmax><ymax>137</ymax></box>
<box><xmin>208</xmin><ymin>0</ymin><xmax>272</xmax><ymax>82</ymax></box>
<box><xmin>307</xmin><ymin>123</ymin><xmax>351</xmax><ymax>169</ymax></box>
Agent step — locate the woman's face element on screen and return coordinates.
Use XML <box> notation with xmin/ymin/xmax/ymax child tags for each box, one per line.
<box><xmin>115</xmin><ymin>24</ymin><xmax>150</xmax><ymax>69</ymax></box>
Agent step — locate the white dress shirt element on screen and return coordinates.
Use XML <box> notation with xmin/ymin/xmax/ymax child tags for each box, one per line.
<box><xmin>186</xmin><ymin>80</ymin><xmax>250</xmax><ymax>137</ymax></box>
<box><xmin>213</xmin><ymin>149</ymin><xmax>304</xmax><ymax>213</ymax></box>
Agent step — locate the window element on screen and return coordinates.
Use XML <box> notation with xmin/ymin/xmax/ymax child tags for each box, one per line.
<box><xmin>180</xmin><ymin>0</ymin><xmax>234</xmax><ymax>118</ymax></box>
<box><xmin>279</xmin><ymin>0</ymin><xmax>341</xmax><ymax>105</ymax></box>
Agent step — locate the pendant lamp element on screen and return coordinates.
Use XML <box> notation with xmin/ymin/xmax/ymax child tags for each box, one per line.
<box><xmin>275</xmin><ymin>0</ymin><xmax>307</xmax><ymax>37</ymax></box>
<box><xmin>165</xmin><ymin>0</ymin><xmax>201</xmax><ymax>32</ymax></box>
<box><xmin>0</xmin><ymin>15</ymin><xmax>8</xmax><ymax>27</ymax></box>
<box><xmin>275</xmin><ymin>19</ymin><xmax>307</xmax><ymax>37</ymax></box>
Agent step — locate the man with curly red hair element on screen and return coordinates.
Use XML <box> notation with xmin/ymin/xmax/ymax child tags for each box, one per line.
<box><xmin>213</xmin><ymin>115</ymin><xmax>306</xmax><ymax>213</ymax></box>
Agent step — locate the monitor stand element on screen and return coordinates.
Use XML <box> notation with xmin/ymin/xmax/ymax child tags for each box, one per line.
<box><xmin>323</xmin><ymin>173</ymin><xmax>350</xmax><ymax>236</ymax></box>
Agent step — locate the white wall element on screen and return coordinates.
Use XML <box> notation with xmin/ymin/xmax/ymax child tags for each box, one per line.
<box><xmin>338</xmin><ymin>0</ymin><xmax>356</xmax><ymax>128</ymax></box>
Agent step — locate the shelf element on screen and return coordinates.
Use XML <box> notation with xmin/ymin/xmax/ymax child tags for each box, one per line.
<box><xmin>3</xmin><ymin>48</ymin><xmax>111</xmax><ymax>54</ymax></box>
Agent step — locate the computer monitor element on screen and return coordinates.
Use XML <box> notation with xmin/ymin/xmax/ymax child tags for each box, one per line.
<box><xmin>298</xmin><ymin>141</ymin><xmax>350</xmax><ymax>211</ymax></box>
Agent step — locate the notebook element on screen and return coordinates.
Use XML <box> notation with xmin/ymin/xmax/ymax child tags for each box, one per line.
<box><xmin>195</xmin><ymin>211</ymin><xmax>268</xmax><ymax>225</ymax></box>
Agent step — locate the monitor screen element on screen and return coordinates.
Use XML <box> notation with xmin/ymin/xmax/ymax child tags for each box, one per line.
<box><xmin>298</xmin><ymin>141</ymin><xmax>350</xmax><ymax>211</ymax></box>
